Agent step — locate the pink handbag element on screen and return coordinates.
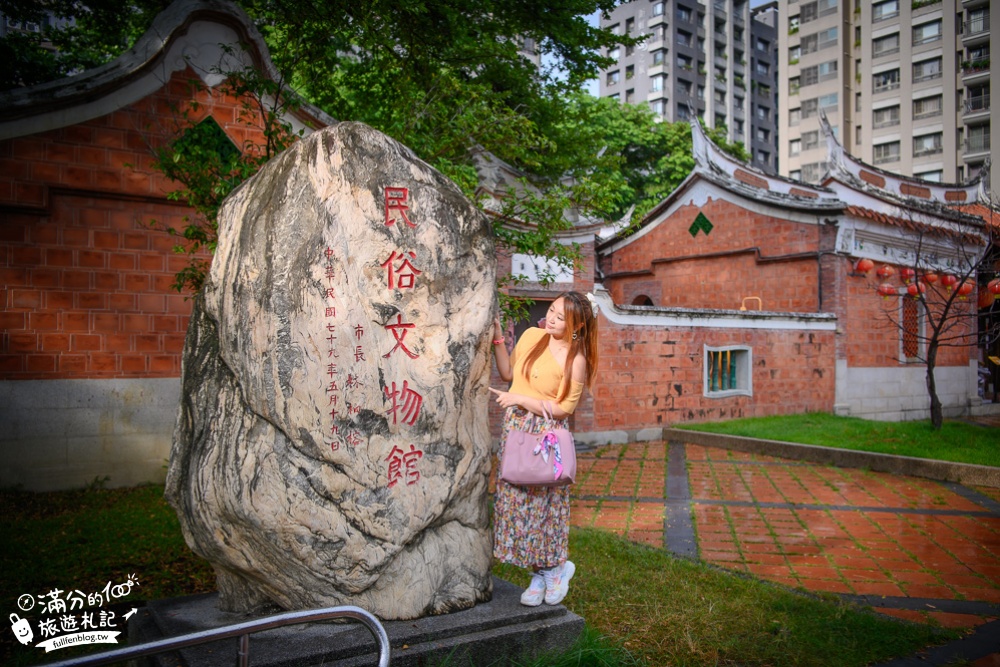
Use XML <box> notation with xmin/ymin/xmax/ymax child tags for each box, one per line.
<box><xmin>499</xmin><ymin>403</ymin><xmax>576</xmax><ymax>487</ymax></box>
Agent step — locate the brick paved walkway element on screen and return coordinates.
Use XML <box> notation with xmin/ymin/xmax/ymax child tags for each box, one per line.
<box><xmin>571</xmin><ymin>439</ymin><xmax>1000</xmax><ymax>664</ymax></box>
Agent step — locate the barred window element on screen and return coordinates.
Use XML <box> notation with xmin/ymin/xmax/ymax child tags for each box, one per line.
<box><xmin>873</xmin><ymin>33</ymin><xmax>900</xmax><ymax>58</ymax></box>
<box><xmin>873</xmin><ymin>105</ymin><xmax>899</xmax><ymax>128</ymax></box>
<box><xmin>913</xmin><ymin>95</ymin><xmax>942</xmax><ymax>118</ymax></box>
<box><xmin>704</xmin><ymin>346</ymin><xmax>752</xmax><ymax>397</ymax></box>
<box><xmin>912</xmin><ymin>57</ymin><xmax>942</xmax><ymax>82</ymax></box>
<box><xmin>874</xmin><ymin>141</ymin><xmax>900</xmax><ymax>164</ymax></box>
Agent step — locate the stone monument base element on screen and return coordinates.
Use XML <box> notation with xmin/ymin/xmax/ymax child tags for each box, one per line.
<box><xmin>130</xmin><ymin>577</ymin><xmax>584</xmax><ymax>666</ymax></box>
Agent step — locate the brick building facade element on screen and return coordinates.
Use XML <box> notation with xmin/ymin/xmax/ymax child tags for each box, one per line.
<box><xmin>1</xmin><ymin>2</ymin><xmax>993</xmax><ymax>490</ymax></box>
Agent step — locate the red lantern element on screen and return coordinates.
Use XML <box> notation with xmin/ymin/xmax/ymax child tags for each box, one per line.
<box><xmin>877</xmin><ymin>283</ymin><xmax>898</xmax><ymax>299</ymax></box>
<box><xmin>940</xmin><ymin>274</ymin><xmax>958</xmax><ymax>291</ymax></box>
<box><xmin>922</xmin><ymin>272</ymin><xmax>938</xmax><ymax>284</ymax></box>
<box><xmin>907</xmin><ymin>282</ymin><xmax>926</xmax><ymax>298</ymax></box>
<box><xmin>957</xmin><ymin>281</ymin><xmax>975</xmax><ymax>300</ymax></box>
<box><xmin>979</xmin><ymin>289</ymin><xmax>996</xmax><ymax>309</ymax></box>
<box><xmin>900</xmin><ymin>267</ymin><xmax>916</xmax><ymax>284</ymax></box>
<box><xmin>855</xmin><ymin>258</ymin><xmax>874</xmax><ymax>274</ymax></box>
<box><xmin>989</xmin><ymin>279</ymin><xmax>1000</xmax><ymax>296</ymax></box>
<box><xmin>876</xmin><ymin>265</ymin><xmax>895</xmax><ymax>279</ymax></box>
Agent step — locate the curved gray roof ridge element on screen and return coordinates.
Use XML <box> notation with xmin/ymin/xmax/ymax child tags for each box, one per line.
<box><xmin>0</xmin><ymin>0</ymin><xmax>335</xmax><ymax>140</ymax></box>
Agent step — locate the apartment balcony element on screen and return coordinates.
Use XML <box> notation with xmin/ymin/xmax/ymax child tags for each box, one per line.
<box><xmin>963</xmin><ymin>17</ymin><xmax>990</xmax><ymax>46</ymax></box>
<box><xmin>964</xmin><ymin>95</ymin><xmax>991</xmax><ymax>121</ymax></box>
<box><xmin>963</xmin><ymin>135</ymin><xmax>991</xmax><ymax>160</ymax></box>
<box><xmin>962</xmin><ymin>58</ymin><xmax>990</xmax><ymax>85</ymax></box>
<box><xmin>964</xmin><ymin>0</ymin><xmax>990</xmax><ymax>8</ymax></box>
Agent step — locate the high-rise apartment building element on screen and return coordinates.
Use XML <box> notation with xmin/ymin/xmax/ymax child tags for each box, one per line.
<box><xmin>598</xmin><ymin>0</ymin><xmax>780</xmax><ymax>174</ymax></box>
<box><xmin>778</xmin><ymin>0</ymin><xmax>997</xmax><ymax>190</ymax></box>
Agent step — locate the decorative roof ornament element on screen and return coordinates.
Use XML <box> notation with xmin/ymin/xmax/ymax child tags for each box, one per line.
<box><xmin>819</xmin><ymin>109</ymin><xmax>848</xmax><ymax>181</ymax></box>
<box><xmin>688</xmin><ymin>110</ymin><xmax>710</xmax><ymax>171</ymax></box>
<box><xmin>976</xmin><ymin>158</ymin><xmax>992</xmax><ymax>205</ymax></box>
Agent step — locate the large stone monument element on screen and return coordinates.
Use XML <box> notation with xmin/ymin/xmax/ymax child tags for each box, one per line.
<box><xmin>165</xmin><ymin>122</ymin><xmax>496</xmax><ymax>620</ymax></box>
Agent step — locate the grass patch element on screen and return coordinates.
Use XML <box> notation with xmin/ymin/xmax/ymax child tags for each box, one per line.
<box><xmin>676</xmin><ymin>413</ymin><xmax>1000</xmax><ymax>467</ymax></box>
<box><xmin>499</xmin><ymin>529</ymin><xmax>955</xmax><ymax>667</ymax></box>
<box><xmin>2</xmin><ymin>487</ymin><xmax>957</xmax><ymax>667</ymax></box>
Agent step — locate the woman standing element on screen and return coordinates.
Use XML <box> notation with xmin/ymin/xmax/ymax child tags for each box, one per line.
<box><xmin>489</xmin><ymin>291</ymin><xmax>599</xmax><ymax>606</ymax></box>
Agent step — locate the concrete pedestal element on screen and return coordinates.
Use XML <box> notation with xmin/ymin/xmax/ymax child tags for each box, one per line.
<box><xmin>130</xmin><ymin>577</ymin><xmax>584</xmax><ymax>666</ymax></box>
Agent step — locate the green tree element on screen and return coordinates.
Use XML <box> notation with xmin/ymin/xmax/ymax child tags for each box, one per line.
<box><xmin>0</xmin><ymin>0</ymin><xmax>168</xmax><ymax>89</ymax></box>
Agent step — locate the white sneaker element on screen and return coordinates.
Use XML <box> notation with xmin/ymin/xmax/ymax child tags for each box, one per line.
<box><xmin>520</xmin><ymin>573</ymin><xmax>545</xmax><ymax>606</ymax></box>
<box><xmin>542</xmin><ymin>560</ymin><xmax>575</xmax><ymax>605</ymax></box>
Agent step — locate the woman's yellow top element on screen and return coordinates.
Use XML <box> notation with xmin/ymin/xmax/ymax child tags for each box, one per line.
<box><xmin>508</xmin><ymin>327</ymin><xmax>585</xmax><ymax>415</ymax></box>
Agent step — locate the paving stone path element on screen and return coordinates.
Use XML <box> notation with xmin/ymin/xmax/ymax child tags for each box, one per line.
<box><xmin>570</xmin><ymin>439</ymin><xmax>1000</xmax><ymax>665</ymax></box>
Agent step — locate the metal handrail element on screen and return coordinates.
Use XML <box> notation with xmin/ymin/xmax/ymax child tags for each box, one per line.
<box><xmin>40</xmin><ymin>605</ymin><xmax>391</xmax><ymax>667</ymax></box>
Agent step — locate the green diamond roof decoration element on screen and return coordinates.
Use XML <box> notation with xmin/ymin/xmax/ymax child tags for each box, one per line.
<box><xmin>688</xmin><ymin>212</ymin><xmax>713</xmax><ymax>237</ymax></box>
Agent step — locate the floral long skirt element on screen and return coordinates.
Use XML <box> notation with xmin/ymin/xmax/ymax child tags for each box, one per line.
<box><xmin>493</xmin><ymin>406</ymin><xmax>571</xmax><ymax>569</ymax></box>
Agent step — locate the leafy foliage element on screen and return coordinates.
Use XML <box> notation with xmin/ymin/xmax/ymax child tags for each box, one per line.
<box><xmin>2</xmin><ymin>0</ymin><xmax>751</xmax><ymax>313</ymax></box>
<box><xmin>0</xmin><ymin>0</ymin><xmax>168</xmax><ymax>89</ymax></box>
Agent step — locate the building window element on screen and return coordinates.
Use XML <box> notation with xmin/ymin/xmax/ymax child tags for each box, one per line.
<box><xmin>912</xmin><ymin>57</ymin><xmax>942</xmax><ymax>82</ymax></box>
<box><xmin>608</xmin><ymin>46</ymin><xmax>620</xmax><ymax>60</ymax></box>
<box><xmin>650</xmin><ymin>74</ymin><xmax>664</xmax><ymax>92</ymax></box>
<box><xmin>968</xmin><ymin>125</ymin><xmax>991</xmax><ymax>153</ymax></box>
<box><xmin>789</xmin><ymin>76</ymin><xmax>801</xmax><ymax>94</ymax></box>
<box><xmin>677</xmin><ymin>30</ymin><xmax>693</xmax><ymax>47</ymax></box>
<box><xmin>755</xmin><ymin>61</ymin><xmax>770</xmax><ymax>76</ymax></box>
<box><xmin>625</xmin><ymin>17</ymin><xmax>635</xmax><ymax>34</ymax></box>
<box><xmin>802</xmin><ymin>98</ymin><xmax>819</xmax><ymax>118</ymax></box>
<box><xmin>874</xmin><ymin>141</ymin><xmax>901</xmax><ymax>164</ymax></box>
<box><xmin>913</xmin><ymin>132</ymin><xmax>943</xmax><ymax>156</ymax></box>
<box><xmin>873</xmin><ymin>33</ymin><xmax>900</xmax><ymax>58</ymax></box>
<box><xmin>756</xmin><ymin>105</ymin><xmax>770</xmax><ymax>120</ymax></box>
<box><xmin>755</xmin><ymin>36</ymin><xmax>770</xmax><ymax>51</ymax></box>
<box><xmin>873</xmin><ymin>0</ymin><xmax>899</xmax><ymax>21</ymax></box>
<box><xmin>913</xmin><ymin>94</ymin><xmax>942</xmax><ymax>118</ymax></box>
<box><xmin>855</xmin><ymin>125</ymin><xmax>862</xmax><ymax>144</ymax></box>
<box><xmin>915</xmin><ymin>170</ymin><xmax>943</xmax><ymax>182</ymax></box>
<box><xmin>901</xmin><ymin>298</ymin><xmax>924</xmax><ymax>362</ymax></box>
<box><xmin>625</xmin><ymin>88</ymin><xmax>635</xmax><ymax>104</ymax></box>
<box><xmin>873</xmin><ymin>68</ymin><xmax>900</xmax><ymax>93</ymax></box>
<box><xmin>790</xmin><ymin>138</ymin><xmax>802</xmax><ymax>155</ymax></box>
<box><xmin>873</xmin><ymin>105</ymin><xmax>900</xmax><ymax>128</ymax></box>
<box><xmin>626</xmin><ymin>65</ymin><xmax>635</xmax><ymax>80</ymax></box>
<box><xmin>802</xmin><ymin>130</ymin><xmax>820</xmax><ymax>150</ymax></box>
<box><xmin>790</xmin><ymin>107</ymin><xmax>802</xmax><ymax>126</ymax></box>
<box><xmin>912</xmin><ymin>20</ymin><xmax>942</xmax><ymax>45</ymax></box>
<box><xmin>607</xmin><ymin>70</ymin><xmax>620</xmax><ymax>86</ymax></box>
<box><xmin>790</xmin><ymin>169</ymin><xmax>802</xmax><ymax>180</ymax></box>
<box><xmin>789</xmin><ymin>45</ymin><xmax>801</xmax><ymax>63</ymax></box>
<box><xmin>650</xmin><ymin>99</ymin><xmax>665</xmax><ymax>115</ymax></box>
<box><xmin>819</xmin><ymin>27</ymin><xmax>838</xmax><ymax>49</ymax></box>
<box><xmin>756</xmin><ymin>149</ymin><xmax>771</xmax><ymax>163</ymax></box>
<box><xmin>967</xmin><ymin>84</ymin><xmax>990</xmax><ymax>113</ymax></box>
<box><xmin>677</xmin><ymin>5</ymin><xmax>692</xmax><ymax>22</ymax></box>
<box><xmin>704</xmin><ymin>346</ymin><xmax>753</xmax><ymax>397</ymax></box>
<box><xmin>652</xmin><ymin>1</ymin><xmax>665</xmax><ymax>16</ymax></box>
<box><xmin>967</xmin><ymin>8</ymin><xmax>989</xmax><ymax>35</ymax></box>
<box><xmin>756</xmin><ymin>127</ymin><xmax>770</xmax><ymax>141</ymax></box>
<box><xmin>652</xmin><ymin>49</ymin><xmax>666</xmax><ymax>65</ymax></box>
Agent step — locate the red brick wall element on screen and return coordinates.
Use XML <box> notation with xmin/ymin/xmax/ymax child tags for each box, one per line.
<box><xmin>843</xmin><ymin>264</ymin><xmax>976</xmax><ymax>368</ymax></box>
<box><xmin>601</xmin><ymin>199</ymin><xmax>823</xmax><ymax>312</ymax></box>
<box><xmin>1</xmin><ymin>69</ymin><xmax>268</xmax><ymax>380</ymax></box>
<box><xmin>591</xmin><ymin>319</ymin><xmax>836</xmax><ymax>429</ymax></box>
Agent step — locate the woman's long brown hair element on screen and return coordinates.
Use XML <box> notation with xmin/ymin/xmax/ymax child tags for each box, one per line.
<box><xmin>520</xmin><ymin>291</ymin><xmax>599</xmax><ymax>403</ymax></box>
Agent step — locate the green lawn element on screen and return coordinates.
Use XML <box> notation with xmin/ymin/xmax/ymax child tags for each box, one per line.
<box><xmin>676</xmin><ymin>413</ymin><xmax>1000</xmax><ymax>468</ymax></box>
<box><xmin>1</xmin><ymin>485</ymin><xmax>957</xmax><ymax>667</ymax></box>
